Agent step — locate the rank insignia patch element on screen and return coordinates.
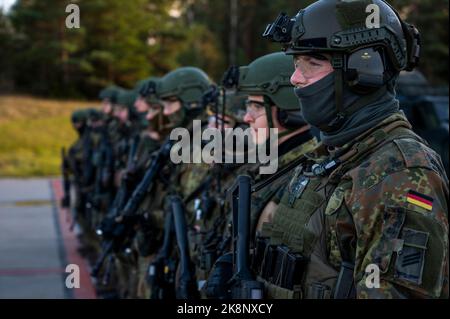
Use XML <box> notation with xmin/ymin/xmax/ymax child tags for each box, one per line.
<box><xmin>406</xmin><ymin>190</ymin><xmax>433</xmax><ymax>211</ymax></box>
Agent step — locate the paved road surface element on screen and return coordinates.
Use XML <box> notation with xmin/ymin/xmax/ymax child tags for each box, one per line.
<box><xmin>0</xmin><ymin>178</ymin><xmax>95</xmax><ymax>299</ymax></box>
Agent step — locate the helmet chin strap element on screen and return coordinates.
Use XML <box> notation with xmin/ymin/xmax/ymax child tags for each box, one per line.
<box><xmin>327</xmin><ymin>53</ymin><xmax>346</xmax><ymax>131</ymax></box>
<box><xmin>319</xmin><ymin>52</ymin><xmax>389</xmax><ymax>134</ymax></box>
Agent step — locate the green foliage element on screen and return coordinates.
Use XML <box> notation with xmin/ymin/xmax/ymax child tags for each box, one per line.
<box><xmin>0</xmin><ymin>95</ymin><xmax>94</xmax><ymax>176</ymax></box>
<box><xmin>1</xmin><ymin>0</ymin><xmax>448</xmax><ymax>98</ymax></box>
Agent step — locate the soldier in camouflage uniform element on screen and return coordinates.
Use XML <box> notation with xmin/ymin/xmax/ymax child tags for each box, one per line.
<box><xmin>74</xmin><ymin>107</ymin><xmax>112</xmax><ymax>265</ymax></box>
<box><xmin>141</xmin><ymin>67</ymin><xmax>212</xmax><ymax>299</ymax></box>
<box><xmin>63</xmin><ymin>109</ymin><xmax>89</xmax><ymax>227</ymax></box>
<box><xmin>244</xmin><ymin>0</ymin><xmax>448</xmax><ymax>298</ymax></box>
<box><xmin>204</xmin><ymin>52</ymin><xmax>318</xmax><ymax>298</ymax></box>
<box><xmin>63</xmin><ymin>108</ymin><xmax>103</xmax><ymax>261</ymax></box>
<box><xmin>110</xmin><ymin>89</ymin><xmax>142</xmax><ymax>188</ymax></box>
<box><xmin>93</xmin><ymin>68</ymin><xmax>212</xmax><ymax>299</ymax></box>
<box><xmin>91</xmin><ymin>81</ymin><xmax>165</xmax><ymax>299</ymax></box>
<box><xmin>132</xmin><ymin>78</ymin><xmax>165</xmax><ymax>173</ymax></box>
<box><xmin>96</xmin><ymin>86</ymin><xmax>121</xmax><ymax>214</ymax></box>
<box><xmin>84</xmin><ymin>108</ymin><xmax>108</xmax><ymax>231</ymax></box>
<box><xmin>115</xmin><ymin>77</ymin><xmax>168</xmax><ymax>299</ymax></box>
<box><xmin>106</xmin><ymin>86</ymin><xmax>162</xmax><ymax>298</ymax></box>
<box><xmin>168</xmin><ymin>82</ymin><xmax>247</xmax><ymax>294</ymax></box>
<box><xmin>127</xmin><ymin>77</ymin><xmax>169</xmax><ymax>299</ymax></box>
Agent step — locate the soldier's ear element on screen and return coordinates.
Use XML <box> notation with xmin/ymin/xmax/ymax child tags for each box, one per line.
<box><xmin>346</xmin><ymin>48</ymin><xmax>386</xmax><ymax>94</ymax></box>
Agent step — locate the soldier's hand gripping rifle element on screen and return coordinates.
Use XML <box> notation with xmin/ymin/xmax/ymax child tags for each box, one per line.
<box><xmin>91</xmin><ymin>138</ymin><xmax>173</xmax><ymax>279</ymax></box>
<box><xmin>171</xmin><ymin>195</ymin><xmax>199</xmax><ymax>299</ymax></box>
<box><xmin>228</xmin><ymin>175</ymin><xmax>264</xmax><ymax>299</ymax></box>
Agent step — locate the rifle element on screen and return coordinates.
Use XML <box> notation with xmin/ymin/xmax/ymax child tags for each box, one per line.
<box><xmin>228</xmin><ymin>175</ymin><xmax>263</xmax><ymax>299</ymax></box>
<box><xmin>106</xmin><ymin>134</ymin><xmax>141</xmax><ymax>218</ymax></box>
<box><xmin>171</xmin><ymin>195</ymin><xmax>198</xmax><ymax>299</ymax></box>
<box><xmin>91</xmin><ymin>138</ymin><xmax>173</xmax><ymax>280</ymax></box>
<box><xmin>148</xmin><ymin>209</ymin><xmax>176</xmax><ymax>299</ymax></box>
<box><xmin>204</xmin><ymin>154</ymin><xmax>310</xmax><ymax>299</ymax></box>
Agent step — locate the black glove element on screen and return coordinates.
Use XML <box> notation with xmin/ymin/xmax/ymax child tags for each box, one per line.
<box><xmin>203</xmin><ymin>252</ymin><xmax>233</xmax><ymax>299</ymax></box>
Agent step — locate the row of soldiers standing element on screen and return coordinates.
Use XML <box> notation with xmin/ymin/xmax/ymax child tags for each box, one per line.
<box><xmin>62</xmin><ymin>61</ymin><xmax>304</xmax><ymax>298</ymax></box>
<box><xmin>61</xmin><ymin>0</ymin><xmax>448</xmax><ymax>299</ymax></box>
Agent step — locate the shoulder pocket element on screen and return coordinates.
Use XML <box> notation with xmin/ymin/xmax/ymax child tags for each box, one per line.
<box><xmin>394</xmin><ymin>227</ymin><xmax>428</xmax><ymax>285</ymax></box>
<box><xmin>371</xmin><ymin>206</ymin><xmax>406</xmax><ymax>273</ymax></box>
<box><xmin>392</xmin><ymin>208</ymin><xmax>447</xmax><ymax>297</ymax></box>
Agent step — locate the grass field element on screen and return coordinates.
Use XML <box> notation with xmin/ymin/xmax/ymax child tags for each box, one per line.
<box><xmin>0</xmin><ymin>95</ymin><xmax>98</xmax><ymax>177</ymax></box>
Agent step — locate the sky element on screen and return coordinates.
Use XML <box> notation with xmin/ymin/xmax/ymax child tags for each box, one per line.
<box><xmin>0</xmin><ymin>0</ymin><xmax>16</xmax><ymax>13</ymax></box>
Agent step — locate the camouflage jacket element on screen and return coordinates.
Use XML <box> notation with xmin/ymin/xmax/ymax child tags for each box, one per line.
<box><xmin>134</xmin><ymin>132</ymin><xmax>160</xmax><ymax>175</ymax></box>
<box><xmin>67</xmin><ymin>136</ymin><xmax>85</xmax><ymax>189</ymax></box>
<box><xmin>133</xmin><ymin>120</ymin><xmax>209</xmax><ymax>257</ymax></box>
<box><xmin>187</xmin><ymin>161</ymin><xmax>245</xmax><ymax>282</ymax></box>
<box><xmin>256</xmin><ymin>112</ymin><xmax>449</xmax><ymax>299</ymax></box>
<box><xmin>197</xmin><ymin>132</ymin><xmax>318</xmax><ymax>277</ymax></box>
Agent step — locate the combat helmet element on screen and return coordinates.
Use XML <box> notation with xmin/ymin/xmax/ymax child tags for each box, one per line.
<box><xmin>202</xmin><ymin>84</ymin><xmax>247</xmax><ymax>128</ymax></box>
<box><xmin>135</xmin><ymin>77</ymin><xmax>162</xmax><ymax>106</ymax></box>
<box><xmin>87</xmin><ymin>108</ymin><xmax>104</xmax><ymax>122</ymax></box>
<box><xmin>99</xmin><ymin>85</ymin><xmax>121</xmax><ymax>104</ymax></box>
<box><xmin>263</xmin><ymin>0</ymin><xmax>421</xmax><ymax>130</ymax></box>
<box><xmin>71</xmin><ymin>109</ymin><xmax>89</xmax><ymax>124</ymax></box>
<box><xmin>116</xmin><ymin>89</ymin><xmax>138</xmax><ymax>111</ymax></box>
<box><xmin>220</xmin><ymin>90</ymin><xmax>247</xmax><ymax>125</ymax></box>
<box><xmin>71</xmin><ymin>109</ymin><xmax>89</xmax><ymax>135</ymax></box>
<box><xmin>235</xmin><ymin>52</ymin><xmax>306</xmax><ymax>129</ymax></box>
<box><xmin>115</xmin><ymin>89</ymin><xmax>141</xmax><ymax>125</ymax></box>
<box><xmin>157</xmin><ymin>67</ymin><xmax>212</xmax><ymax>110</ymax></box>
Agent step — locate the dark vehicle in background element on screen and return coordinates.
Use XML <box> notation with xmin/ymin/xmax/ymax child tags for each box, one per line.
<box><xmin>397</xmin><ymin>71</ymin><xmax>449</xmax><ymax>176</ymax></box>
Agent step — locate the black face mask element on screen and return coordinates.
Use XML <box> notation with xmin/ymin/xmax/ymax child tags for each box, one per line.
<box><xmin>294</xmin><ymin>72</ymin><xmax>359</xmax><ymax>130</ymax></box>
<box><xmin>166</xmin><ymin>106</ymin><xmax>187</xmax><ymax>129</ymax></box>
<box><xmin>137</xmin><ymin>111</ymin><xmax>150</xmax><ymax>130</ymax></box>
<box><xmin>294</xmin><ymin>72</ymin><xmax>400</xmax><ymax>147</ymax></box>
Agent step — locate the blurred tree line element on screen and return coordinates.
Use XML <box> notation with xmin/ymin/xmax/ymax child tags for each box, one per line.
<box><xmin>0</xmin><ymin>0</ymin><xmax>448</xmax><ymax>98</ymax></box>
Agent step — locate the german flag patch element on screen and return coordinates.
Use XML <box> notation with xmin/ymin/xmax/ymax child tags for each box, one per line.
<box><xmin>406</xmin><ymin>190</ymin><xmax>434</xmax><ymax>211</ymax></box>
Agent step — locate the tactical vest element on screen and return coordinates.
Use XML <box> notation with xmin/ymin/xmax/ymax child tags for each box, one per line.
<box><xmin>252</xmin><ymin>120</ymin><xmax>423</xmax><ymax>299</ymax></box>
<box><xmin>195</xmin><ymin>137</ymin><xmax>318</xmax><ymax>283</ymax></box>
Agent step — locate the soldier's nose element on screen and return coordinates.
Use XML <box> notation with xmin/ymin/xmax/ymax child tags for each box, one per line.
<box><xmin>243</xmin><ymin>112</ymin><xmax>253</xmax><ymax>124</ymax></box>
<box><xmin>290</xmin><ymin>69</ymin><xmax>307</xmax><ymax>87</ymax></box>
<box><xmin>163</xmin><ymin>107</ymin><xmax>171</xmax><ymax>116</ymax></box>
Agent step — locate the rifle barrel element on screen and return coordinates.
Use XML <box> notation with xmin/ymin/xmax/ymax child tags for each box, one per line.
<box><xmin>235</xmin><ymin>175</ymin><xmax>252</xmax><ymax>280</ymax></box>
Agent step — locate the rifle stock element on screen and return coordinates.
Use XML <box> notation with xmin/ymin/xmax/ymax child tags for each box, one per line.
<box><xmin>148</xmin><ymin>210</ymin><xmax>176</xmax><ymax>299</ymax></box>
<box><xmin>229</xmin><ymin>175</ymin><xmax>263</xmax><ymax>299</ymax></box>
<box><xmin>171</xmin><ymin>195</ymin><xmax>198</xmax><ymax>299</ymax></box>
